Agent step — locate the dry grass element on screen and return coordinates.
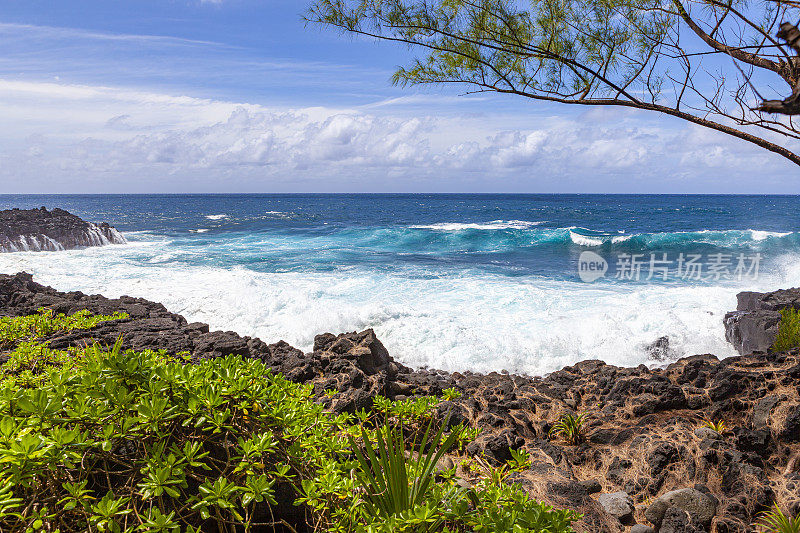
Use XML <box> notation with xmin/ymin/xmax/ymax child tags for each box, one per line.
<box><xmin>453</xmin><ymin>351</ymin><xmax>800</xmax><ymax>532</ymax></box>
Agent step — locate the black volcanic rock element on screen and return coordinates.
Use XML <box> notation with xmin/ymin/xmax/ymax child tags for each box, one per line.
<box><xmin>0</xmin><ymin>207</ymin><xmax>126</xmax><ymax>252</ymax></box>
<box><xmin>724</xmin><ymin>288</ymin><xmax>800</xmax><ymax>354</ymax></box>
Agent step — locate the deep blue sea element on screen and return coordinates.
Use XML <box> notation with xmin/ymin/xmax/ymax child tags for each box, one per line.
<box><xmin>1</xmin><ymin>194</ymin><xmax>798</xmax><ymax>374</ymax></box>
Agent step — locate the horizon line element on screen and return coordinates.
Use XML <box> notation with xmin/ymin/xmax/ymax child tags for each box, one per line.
<box><xmin>1</xmin><ymin>192</ymin><xmax>799</xmax><ymax>197</ymax></box>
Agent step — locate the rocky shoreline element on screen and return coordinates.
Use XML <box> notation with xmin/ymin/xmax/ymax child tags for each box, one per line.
<box><xmin>0</xmin><ymin>207</ymin><xmax>126</xmax><ymax>252</ymax></box>
<box><xmin>1</xmin><ymin>271</ymin><xmax>799</xmax><ymax>533</ymax></box>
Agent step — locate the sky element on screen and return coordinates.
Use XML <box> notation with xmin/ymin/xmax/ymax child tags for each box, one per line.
<box><xmin>0</xmin><ymin>0</ymin><xmax>798</xmax><ymax>193</ymax></box>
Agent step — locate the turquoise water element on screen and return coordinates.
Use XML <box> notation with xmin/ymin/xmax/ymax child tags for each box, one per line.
<box><xmin>0</xmin><ymin>194</ymin><xmax>798</xmax><ymax>374</ymax></box>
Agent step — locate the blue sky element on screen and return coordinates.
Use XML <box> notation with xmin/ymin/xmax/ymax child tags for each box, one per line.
<box><xmin>1</xmin><ymin>0</ymin><xmax>798</xmax><ymax>193</ymax></box>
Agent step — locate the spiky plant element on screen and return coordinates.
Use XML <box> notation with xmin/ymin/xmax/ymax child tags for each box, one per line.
<box><xmin>702</xmin><ymin>419</ymin><xmax>728</xmax><ymax>435</ymax></box>
<box><xmin>549</xmin><ymin>413</ymin><xmax>586</xmax><ymax>445</ymax></box>
<box><xmin>349</xmin><ymin>412</ymin><xmax>464</xmax><ymax>518</ymax></box>
<box><xmin>755</xmin><ymin>504</ymin><xmax>800</xmax><ymax>533</ymax></box>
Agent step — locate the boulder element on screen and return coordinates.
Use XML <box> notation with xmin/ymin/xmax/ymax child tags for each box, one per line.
<box><xmin>313</xmin><ymin>329</ymin><xmax>391</xmax><ymax>374</ymax></box>
<box><xmin>465</xmin><ymin>430</ymin><xmax>524</xmax><ymax>464</ymax></box>
<box><xmin>597</xmin><ymin>491</ymin><xmax>634</xmax><ymax>524</ymax></box>
<box><xmin>694</xmin><ymin>427</ymin><xmax>721</xmax><ymax>440</ymax></box>
<box><xmin>644</xmin><ymin>336</ymin><xmax>675</xmax><ymax>361</ymax></box>
<box><xmin>579</xmin><ymin>479</ymin><xmax>602</xmax><ymax>494</ymax></box>
<box><xmin>645</xmin><ymin>488</ymin><xmax>717</xmax><ymax>528</ymax></box>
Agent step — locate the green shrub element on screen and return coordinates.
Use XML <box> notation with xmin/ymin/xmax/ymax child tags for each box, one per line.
<box><xmin>773</xmin><ymin>307</ymin><xmax>800</xmax><ymax>352</ymax></box>
<box><xmin>441</xmin><ymin>388</ymin><xmax>462</xmax><ymax>401</ymax></box>
<box><xmin>0</xmin><ymin>311</ymin><xmax>579</xmax><ymax>532</ymax></box>
<box><xmin>0</xmin><ymin>338</ymin><xmax>355</xmax><ymax>532</ymax></box>
<box><xmin>0</xmin><ymin>307</ymin><xmax>127</xmax><ymax>348</ymax></box>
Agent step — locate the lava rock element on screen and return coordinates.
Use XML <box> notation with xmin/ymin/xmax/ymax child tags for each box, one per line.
<box><xmin>579</xmin><ymin>479</ymin><xmax>602</xmax><ymax>494</ymax></box>
<box><xmin>724</xmin><ymin>288</ymin><xmax>800</xmax><ymax>354</ymax></box>
<box><xmin>752</xmin><ymin>395</ymin><xmax>781</xmax><ymax>428</ymax></box>
<box><xmin>734</xmin><ymin>427</ymin><xmax>771</xmax><ymax>453</ymax></box>
<box><xmin>0</xmin><ymin>207</ymin><xmax>126</xmax><ymax>252</ymax></box>
<box><xmin>465</xmin><ymin>430</ymin><xmax>523</xmax><ymax>464</ymax></box>
<box><xmin>658</xmin><ymin>506</ymin><xmax>692</xmax><ymax>533</ymax></box>
<box><xmin>2</xmin><ymin>272</ymin><xmax>799</xmax><ymax>532</ymax></box>
<box><xmin>597</xmin><ymin>491</ymin><xmax>634</xmax><ymax>524</ymax></box>
<box><xmin>780</xmin><ymin>404</ymin><xmax>800</xmax><ymax>442</ymax></box>
<box><xmin>694</xmin><ymin>427</ymin><xmax>721</xmax><ymax>440</ymax></box>
<box><xmin>645</xmin><ymin>336</ymin><xmax>675</xmax><ymax>361</ymax></box>
<box><xmin>645</xmin><ymin>488</ymin><xmax>717</xmax><ymax>528</ymax></box>
<box><xmin>648</xmin><ymin>442</ymin><xmax>680</xmax><ymax>472</ymax></box>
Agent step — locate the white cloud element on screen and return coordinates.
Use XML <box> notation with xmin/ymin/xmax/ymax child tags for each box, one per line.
<box><xmin>0</xmin><ymin>79</ymin><xmax>798</xmax><ymax>193</ymax></box>
<box><xmin>0</xmin><ymin>22</ymin><xmax>224</xmax><ymax>47</ymax></box>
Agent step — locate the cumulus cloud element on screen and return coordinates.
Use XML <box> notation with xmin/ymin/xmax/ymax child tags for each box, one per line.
<box><xmin>0</xmin><ymin>80</ymin><xmax>797</xmax><ymax>193</ymax></box>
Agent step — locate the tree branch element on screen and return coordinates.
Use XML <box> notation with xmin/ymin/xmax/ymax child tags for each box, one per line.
<box><xmin>672</xmin><ymin>0</ymin><xmax>784</xmax><ymax>77</ymax></box>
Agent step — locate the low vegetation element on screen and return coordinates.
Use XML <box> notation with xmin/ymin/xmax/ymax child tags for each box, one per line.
<box><xmin>0</xmin><ymin>309</ymin><xmax>579</xmax><ymax>532</ymax></box>
<box><xmin>773</xmin><ymin>307</ymin><xmax>800</xmax><ymax>352</ymax></box>
<box><xmin>548</xmin><ymin>413</ymin><xmax>586</xmax><ymax>445</ymax></box>
<box><xmin>0</xmin><ymin>308</ymin><xmax>127</xmax><ymax>349</ymax></box>
<box><xmin>702</xmin><ymin>419</ymin><xmax>728</xmax><ymax>435</ymax></box>
<box><xmin>756</xmin><ymin>504</ymin><xmax>800</xmax><ymax>533</ymax></box>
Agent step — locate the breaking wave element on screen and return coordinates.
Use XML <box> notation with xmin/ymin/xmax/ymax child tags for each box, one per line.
<box><xmin>324</xmin><ymin>224</ymin><xmax>800</xmax><ymax>255</ymax></box>
<box><xmin>7</xmin><ymin>240</ymin><xmax>795</xmax><ymax>375</ymax></box>
<box><xmin>0</xmin><ymin>223</ymin><xmax>127</xmax><ymax>253</ymax></box>
<box><xmin>410</xmin><ymin>220</ymin><xmax>546</xmax><ymax>230</ymax></box>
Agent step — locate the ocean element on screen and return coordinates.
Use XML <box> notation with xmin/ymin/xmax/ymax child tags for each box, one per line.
<box><xmin>0</xmin><ymin>193</ymin><xmax>798</xmax><ymax>375</ymax></box>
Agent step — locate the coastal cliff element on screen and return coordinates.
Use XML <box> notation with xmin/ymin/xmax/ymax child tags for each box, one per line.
<box><xmin>0</xmin><ymin>207</ymin><xmax>126</xmax><ymax>252</ymax></box>
<box><xmin>1</xmin><ymin>271</ymin><xmax>799</xmax><ymax>532</ymax></box>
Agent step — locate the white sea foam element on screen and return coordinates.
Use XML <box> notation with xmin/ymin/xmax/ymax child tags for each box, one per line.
<box><xmin>749</xmin><ymin>229</ymin><xmax>793</xmax><ymax>241</ymax></box>
<box><xmin>261</xmin><ymin>211</ymin><xmax>296</xmax><ymax>219</ymax></box>
<box><xmin>205</xmin><ymin>214</ymin><xmax>228</xmax><ymax>220</ymax></box>
<box><xmin>568</xmin><ymin>228</ymin><xmax>795</xmax><ymax>247</ymax></box>
<box><xmin>190</xmin><ymin>229</ymin><xmax>210</xmax><ymax>233</ymax></box>
<box><xmin>411</xmin><ymin>220</ymin><xmax>546</xmax><ymax>231</ymax></box>
<box><xmin>569</xmin><ymin>230</ymin><xmax>631</xmax><ymax>246</ymax></box>
<box><xmin>3</xmin><ymin>240</ymin><xmax>797</xmax><ymax>376</ymax></box>
<box><xmin>0</xmin><ymin>224</ymin><xmax>126</xmax><ymax>253</ymax></box>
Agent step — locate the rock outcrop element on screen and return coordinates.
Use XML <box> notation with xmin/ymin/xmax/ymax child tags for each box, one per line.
<box><xmin>724</xmin><ymin>288</ymin><xmax>800</xmax><ymax>354</ymax></box>
<box><xmin>0</xmin><ymin>207</ymin><xmax>126</xmax><ymax>252</ymax></box>
<box><xmin>2</xmin><ymin>271</ymin><xmax>800</xmax><ymax>532</ymax></box>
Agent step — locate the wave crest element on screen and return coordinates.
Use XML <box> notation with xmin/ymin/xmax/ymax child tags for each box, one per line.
<box><xmin>410</xmin><ymin>220</ymin><xmax>546</xmax><ymax>231</ymax></box>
